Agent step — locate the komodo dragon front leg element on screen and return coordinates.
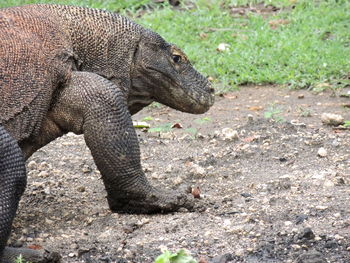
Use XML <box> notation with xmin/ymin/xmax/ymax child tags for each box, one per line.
<box><xmin>1</xmin><ymin>71</ymin><xmax>193</xmax><ymax>262</ymax></box>
<box><xmin>50</xmin><ymin>71</ymin><xmax>194</xmax><ymax>213</ymax></box>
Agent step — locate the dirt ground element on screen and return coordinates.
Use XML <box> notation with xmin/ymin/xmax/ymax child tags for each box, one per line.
<box><xmin>9</xmin><ymin>86</ymin><xmax>350</xmax><ymax>263</ymax></box>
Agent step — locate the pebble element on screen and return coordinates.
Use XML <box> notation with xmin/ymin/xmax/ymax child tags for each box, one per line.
<box><xmin>321</xmin><ymin>113</ymin><xmax>344</xmax><ymax>126</ymax></box>
<box><xmin>27</xmin><ymin>160</ymin><xmax>37</xmax><ymax>170</ymax></box>
<box><xmin>292</xmin><ymin>244</ymin><xmax>301</xmax><ymax>250</ymax></box>
<box><xmin>173</xmin><ymin>177</ymin><xmax>184</xmax><ymax>185</ymax></box>
<box><xmin>315</xmin><ymin>205</ymin><xmax>328</xmax><ymax>210</ymax></box>
<box><xmin>221</xmin><ymin>128</ymin><xmax>239</xmax><ymax>141</ymax></box>
<box><xmin>38</xmin><ymin>171</ymin><xmax>49</xmax><ymax>178</ymax></box>
<box><xmin>296</xmin><ymin>251</ymin><xmax>327</xmax><ymax>263</ymax></box>
<box><xmin>211</xmin><ymin>253</ymin><xmax>234</xmax><ymax>263</ymax></box>
<box><xmin>159</xmin><ymin>132</ymin><xmax>175</xmax><ymax>139</ymax></box>
<box><xmin>77</xmin><ymin>186</ymin><xmax>86</xmax><ymax>192</ymax></box>
<box><xmin>247</xmin><ymin>114</ymin><xmax>254</xmax><ymax>122</ymax></box>
<box><xmin>284</xmin><ymin>221</ymin><xmax>293</xmax><ymax>226</ymax></box>
<box><xmin>189</xmin><ymin>164</ymin><xmax>206</xmax><ymax>177</ymax></box>
<box><xmin>317</xmin><ymin>147</ymin><xmax>327</xmax><ymax>157</ymax></box>
<box><xmin>165</xmin><ymin>164</ymin><xmax>173</xmax><ymax>173</ymax></box>
<box><xmin>299</xmin><ymin>228</ymin><xmax>315</xmax><ymax>240</ymax></box>
<box><xmin>334</xmin><ymin>234</ymin><xmax>344</xmax><ymax>240</ymax></box>
<box><xmin>217</xmin><ymin>43</ymin><xmax>230</xmax><ymax>52</ymax></box>
<box><xmin>323</xmin><ymin>180</ymin><xmax>334</xmax><ymax>187</ymax></box>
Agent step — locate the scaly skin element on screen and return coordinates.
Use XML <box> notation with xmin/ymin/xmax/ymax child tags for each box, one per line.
<box><xmin>0</xmin><ymin>4</ymin><xmax>214</xmax><ymax>262</ymax></box>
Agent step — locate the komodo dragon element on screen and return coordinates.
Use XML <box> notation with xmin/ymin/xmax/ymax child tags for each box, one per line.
<box><xmin>0</xmin><ymin>4</ymin><xmax>214</xmax><ymax>263</ymax></box>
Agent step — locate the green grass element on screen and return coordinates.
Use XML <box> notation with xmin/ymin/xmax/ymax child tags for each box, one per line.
<box><xmin>138</xmin><ymin>0</ymin><xmax>350</xmax><ymax>91</ymax></box>
<box><xmin>1</xmin><ymin>0</ymin><xmax>349</xmax><ymax>91</ymax></box>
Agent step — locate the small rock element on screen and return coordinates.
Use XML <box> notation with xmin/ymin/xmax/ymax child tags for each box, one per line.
<box><xmin>159</xmin><ymin>132</ymin><xmax>175</xmax><ymax>139</ymax></box>
<box><xmin>247</xmin><ymin>114</ymin><xmax>254</xmax><ymax>122</ymax></box>
<box><xmin>298</xmin><ymin>94</ymin><xmax>305</xmax><ymax>99</ymax></box>
<box><xmin>321</xmin><ymin>113</ymin><xmax>344</xmax><ymax>126</ymax></box>
<box><xmin>292</xmin><ymin>244</ymin><xmax>301</xmax><ymax>250</ymax></box>
<box><xmin>296</xmin><ymin>214</ymin><xmax>308</xmax><ymax>224</ymax></box>
<box><xmin>45</xmin><ymin>218</ymin><xmax>54</xmax><ymax>225</ymax></box>
<box><xmin>77</xmin><ymin>186</ymin><xmax>86</xmax><ymax>192</ymax></box>
<box><xmin>165</xmin><ymin>164</ymin><xmax>173</xmax><ymax>173</ymax></box>
<box><xmin>334</xmin><ymin>234</ymin><xmax>344</xmax><ymax>240</ymax></box>
<box><xmin>240</xmin><ymin>193</ymin><xmax>252</xmax><ymax>198</ymax></box>
<box><xmin>317</xmin><ymin>147</ymin><xmax>327</xmax><ymax>157</ymax></box>
<box><xmin>312</xmin><ymin>173</ymin><xmax>325</xmax><ymax>180</ymax></box>
<box><xmin>284</xmin><ymin>221</ymin><xmax>293</xmax><ymax>226</ymax></box>
<box><xmin>199</xmin><ymin>257</ymin><xmax>209</xmax><ymax>263</ymax></box>
<box><xmin>315</xmin><ymin>205</ymin><xmax>328</xmax><ymax>210</ymax></box>
<box><xmin>191</xmin><ymin>186</ymin><xmax>201</xmax><ymax>198</ymax></box>
<box><xmin>211</xmin><ymin>253</ymin><xmax>234</xmax><ymax>263</ymax></box>
<box><xmin>82</xmin><ymin>165</ymin><xmax>92</xmax><ymax>173</ymax></box>
<box><xmin>27</xmin><ymin>160</ymin><xmax>37</xmax><ymax>170</ymax></box>
<box><xmin>323</xmin><ymin>180</ymin><xmax>334</xmax><ymax>187</ymax></box>
<box><xmin>217</xmin><ymin>43</ymin><xmax>230</xmax><ymax>52</ymax></box>
<box><xmin>324</xmin><ymin>240</ymin><xmax>338</xmax><ymax>248</ymax></box>
<box><xmin>38</xmin><ymin>161</ymin><xmax>51</xmax><ymax>170</ymax></box>
<box><xmin>173</xmin><ymin>177</ymin><xmax>184</xmax><ymax>185</ymax></box>
<box><xmin>68</xmin><ymin>253</ymin><xmax>75</xmax><ymax>258</ymax></box>
<box><xmin>38</xmin><ymin>171</ymin><xmax>49</xmax><ymax>178</ymax></box>
<box><xmin>122</xmin><ymin>226</ymin><xmax>134</xmax><ymax>234</ymax></box>
<box><xmin>189</xmin><ymin>164</ymin><xmax>206</xmax><ymax>177</ymax></box>
<box><xmin>221</xmin><ymin>128</ymin><xmax>239</xmax><ymax>141</ymax></box>
<box><xmin>296</xmin><ymin>251</ymin><xmax>327</xmax><ymax>263</ymax></box>
<box><xmin>299</xmin><ymin>227</ymin><xmax>315</xmax><ymax>240</ymax></box>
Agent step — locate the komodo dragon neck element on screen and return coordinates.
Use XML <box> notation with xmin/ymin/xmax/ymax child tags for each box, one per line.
<box><xmin>41</xmin><ymin>4</ymin><xmax>153</xmax><ymax>110</ymax></box>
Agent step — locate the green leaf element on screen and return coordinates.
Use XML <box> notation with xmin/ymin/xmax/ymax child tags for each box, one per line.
<box><xmin>148</xmin><ymin>123</ymin><xmax>173</xmax><ymax>133</ymax></box>
<box><xmin>154</xmin><ymin>250</ymin><xmax>197</xmax><ymax>263</ymax></box>
<box><xmin>142</xmin><ymin>116</ymin><xmax>154</xmax><ymax>121</ymax></box>
<box><xmin>194</xmin><ymin>117</ymin><xmax>212</xmax><ymax>125</ymax></box>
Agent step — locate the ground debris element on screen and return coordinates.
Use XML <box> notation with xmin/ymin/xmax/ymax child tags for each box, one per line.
<box><xmin>15</xmin><ymin>86</ymin><xmax>350</xmax><ymax>262</ymax></box>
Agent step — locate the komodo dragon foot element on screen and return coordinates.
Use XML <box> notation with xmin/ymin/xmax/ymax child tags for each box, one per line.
<box><xmin>1</xmin><ymin>247</ymin><xmax>61</xmax><ymax>263</ymax></box>
<box><xmin>107</xmin><ymin>187</ymin><xmax>195</xmax><ymax>214</ymax></box>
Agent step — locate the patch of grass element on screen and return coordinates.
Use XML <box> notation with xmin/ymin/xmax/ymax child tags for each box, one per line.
<box><xmin>138</xmin><ymin>0</ymin><xmax>350</xmax><ymax>91</ymax></box>
<box><xmin>194</xmin><ymin>117</ymin><xmax>212</xmax><ymax>125</ymax></box>
<box><xmin>15</xmin><ymin>255</ymin><xmax>31</xmax><ymax>263</ymax></box>
<box><xmin>264</xmin><ymin>104</ymin><xmax>285</xmax><ymax>122</ymax></box>
<box><xmin>154</xmin><ymin>249</ymin><xmax>197</xmax><ymax>263</ymax></box>
<box><xmin>148</xmin><ymin>123</ymin><xmax>173</xmax><ymax>133</ymax></box>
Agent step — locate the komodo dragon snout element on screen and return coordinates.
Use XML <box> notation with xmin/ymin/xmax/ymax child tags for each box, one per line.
<box><xmin>131</xmin><ymin>31</ymin><xmax>215</xmax><ymax>114</ymax></box>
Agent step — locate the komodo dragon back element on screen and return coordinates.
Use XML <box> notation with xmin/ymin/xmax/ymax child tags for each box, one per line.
<box><xmin>0</xmin><ymin>4</ymin><xmax>142</xmax><ymax>142</ymax></box>
<box><xmin>0</xmin><ymin>6</ymin><xmax>74</xmax><ymax>141</ymax></box>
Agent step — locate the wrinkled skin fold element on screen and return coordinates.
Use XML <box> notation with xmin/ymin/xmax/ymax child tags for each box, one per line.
<box><xmin>0</xmin><ymin>4</ymin><xmax>214</xmax><ymax>262</ymax></box>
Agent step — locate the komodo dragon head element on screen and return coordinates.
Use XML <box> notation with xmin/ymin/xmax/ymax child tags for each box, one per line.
<box><xmin>130</xmin><ymin>30</ymin><xmax>215</xmax><ymax>114</ymax></box>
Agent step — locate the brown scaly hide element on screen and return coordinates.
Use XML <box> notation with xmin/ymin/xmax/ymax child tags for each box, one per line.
<box><xmin>0</xmin><ymin>4</ymin><xmax>143</xmax><ymax>143</ymax></box>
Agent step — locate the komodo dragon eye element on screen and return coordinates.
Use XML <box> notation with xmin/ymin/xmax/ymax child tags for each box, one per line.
<box><xmin>172</xmin><ymin>55</ymin><xmax>181</xmax><ymax>63</ymax></box>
